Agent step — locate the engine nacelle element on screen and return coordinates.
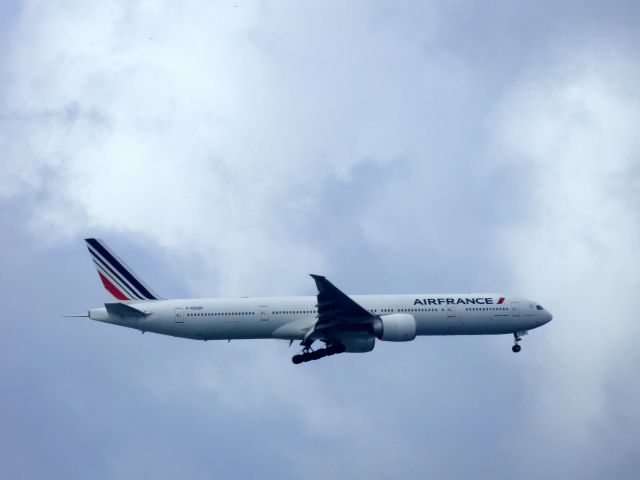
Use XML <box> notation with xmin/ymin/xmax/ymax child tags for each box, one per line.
<box><xmin>340</xmin><ymin>333</ymin><xmax>376</xmax><ymax>353</ymax></box>
<box><xmin>373</xmin><ymin>314</ymin><xmax>417</xmax><ymax>342</ymax></box>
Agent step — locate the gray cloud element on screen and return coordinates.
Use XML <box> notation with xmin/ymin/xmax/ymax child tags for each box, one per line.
<box><xmin>1</xmin><ymin>1</ymin><xmax>639</xmax><ymax>479</ymax></box>
<box><xmin>489</xmin><ymin>46</ymin><xmax>640</xmax><ymax>478</ymax></box>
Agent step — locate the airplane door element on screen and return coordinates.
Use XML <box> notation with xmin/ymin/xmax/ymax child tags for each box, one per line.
<box><xmin>447</xmin><ymin>305</ymin><xmax>456</xmax><ymax>317</ymax></box>
<box><xmin>511</xmin><ymin>302</ymin><xmax>520</xmax><ymax>316</ymax></box>
<box><xmin>260</xmin><ymin>306</ymin><xmax>269</xmax><ymax>321</ymax></box>
<box><xmin>175</xmin><ymin>308</ymin><xmax>185</xmax><ymax>323</ymax></box>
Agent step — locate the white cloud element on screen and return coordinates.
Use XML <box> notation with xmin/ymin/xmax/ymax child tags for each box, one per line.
<box><xmin>0</xmin><ymin>6</ymin><xmax>463</xmax><ymax>474</ymax></box>
<box><xmin>3</xmin><ymin>2</ymin><xmax>640</xmax><ymax>478</ymax></box>
<box><xmin>491</xmin><ymin>45</ymin><xmax>640</xmax><ymax>476</ymax></box>
<box><xmin>0</xmin><ymin>1</ymin><xmax>462</xmax><ymax>298</ymax></box>
<box><xmin>0</xmin><ymin>1</ymin><xmax>439</xmax><ymax>295</ymax></box>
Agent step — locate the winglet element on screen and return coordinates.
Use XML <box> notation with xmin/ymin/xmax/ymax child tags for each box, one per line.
<box><xmin>309</xmin><ymin>274</ymin><xmax>325</xmax><ymax>288</ymax></box>
<box><xmin>309</xmin><ymin>274</ymin><xmax>334</xmax><ymax>294</ymax></box>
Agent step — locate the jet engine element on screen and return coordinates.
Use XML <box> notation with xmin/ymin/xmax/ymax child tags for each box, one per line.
<box><xmin>339</xmin><ymin>333</ymin><xmax>376</xmax><ymax>353</ymax></box>
<box><xmin>373</xmin><ymin>314</ymin><xmax>417</xmax><ymax>342</ymax></box>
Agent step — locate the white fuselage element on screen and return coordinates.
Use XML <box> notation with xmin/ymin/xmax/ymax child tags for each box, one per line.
<box><xmin>89</xmin><ymin>293</ymin><xmax>552</xmax><ymax>341</ymax></box>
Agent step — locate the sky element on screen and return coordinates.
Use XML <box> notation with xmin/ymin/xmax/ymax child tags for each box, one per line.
<box><xmin>1</xmin><ymin>1</ymin><xmax>639</xmax><ymax>478</ymax></box>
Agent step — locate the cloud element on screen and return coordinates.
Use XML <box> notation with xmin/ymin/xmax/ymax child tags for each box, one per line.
<box><xmin>0</xmin><ymin>1</ymin><xmax>447</xmax><ymax>297</ymax></box>
<box><xmin>0</xmin><ymin>4</ymin><xmax>488</xmax><ymax>477</ymax></box>
<box><xmin>490</xmin><ymin>44</ymin><xmax>640</xmax><ymax>477</ymax></box>
<box><xmin>2</xmin><ymin>2</ymin><xmax>640</xmax><ymax>479</ymax></box>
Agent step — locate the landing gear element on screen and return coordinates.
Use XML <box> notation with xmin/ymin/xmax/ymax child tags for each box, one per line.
<box><xmin>291</xmin><ymin>344</ymin><xmax>346</xmax><ymax>364</ymax></box>
<box><xmin>512</xmin><ymin>332</ymin><xmax>522</xmax><ymax>353</ymax></box>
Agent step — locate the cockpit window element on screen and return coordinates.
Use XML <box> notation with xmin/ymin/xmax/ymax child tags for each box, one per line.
<box><xmin>536</xmin><ymin>305</ymin><xmax>544</xmax><ymax>310</ymax></box>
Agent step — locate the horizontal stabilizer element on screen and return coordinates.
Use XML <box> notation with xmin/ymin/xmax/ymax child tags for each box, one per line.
<box><xmin>105</xmin><ymin>302</ymin><xmax>150</xmax><ymax>318</ymax></box>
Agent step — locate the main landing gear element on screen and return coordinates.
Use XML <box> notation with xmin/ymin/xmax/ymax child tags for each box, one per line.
<box><xmin>292</xmin><ymin>344</ymin><xmax>346</xmax><ymax>364</ymax></box>
<box><xmin>512</xmin><ymin>332</ymin><xmax>522</xmax><ymax>353</ymax></box>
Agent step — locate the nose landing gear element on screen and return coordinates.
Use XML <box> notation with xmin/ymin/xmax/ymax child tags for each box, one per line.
<box><xmin>512</xmin><ymin>332</ymin><xmax>522</xmax><ymax>353</ymax></box>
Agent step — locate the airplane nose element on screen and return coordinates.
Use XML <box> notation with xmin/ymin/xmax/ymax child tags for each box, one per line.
<box><xmin>534</xmin><ymin>304</ymin><xmax>552</xmax><ymax>326</ymax></box>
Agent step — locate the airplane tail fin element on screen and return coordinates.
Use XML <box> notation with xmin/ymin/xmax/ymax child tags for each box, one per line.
<box><xmin>84</xmin><ymin>238</ymin><xmax>162</xmax><ymax>301</ymax></box>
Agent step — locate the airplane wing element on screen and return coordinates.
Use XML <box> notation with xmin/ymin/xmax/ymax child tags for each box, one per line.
<box><xmin>292</xmin><ymin>275</ymin><xmax>378</xmax><ymax>361</ymax></box>
<box><xmin>309</xmin><ymin>274</ymin><xmax>375</xmax><ymax>332</ymax></box>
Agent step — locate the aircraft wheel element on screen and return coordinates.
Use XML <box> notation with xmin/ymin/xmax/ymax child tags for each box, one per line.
<box><xmin>292</xmin><ymin>354</ymin><xmax>304</xmax><ymax>364</ymax></box>
<box><xmin>512</xmin><ymin>344</ymin><xmax>521</xmax><ymax>353</ymax></box>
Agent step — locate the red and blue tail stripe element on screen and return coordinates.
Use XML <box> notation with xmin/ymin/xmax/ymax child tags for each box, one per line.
<box><xmin>85</xmin><ymin>238</ymin><xmax>161</xmax><ymax>301</ymax></box>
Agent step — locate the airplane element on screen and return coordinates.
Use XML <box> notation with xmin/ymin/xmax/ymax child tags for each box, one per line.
<box><xmin>68</xmin><ymin>238</ymin><xmax>553</xmax><ymax>364</ymax></box>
